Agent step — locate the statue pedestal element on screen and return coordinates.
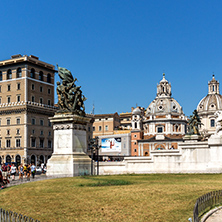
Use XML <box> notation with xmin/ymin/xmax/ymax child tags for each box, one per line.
<box><xmin>183</xmin><ymin>134</ymin><xmax>202</xmax><ymax>141</ymax></box>
<box><xmin>47</xmin><ymin>113</ymin><xmax>91</xmax><ymax>177</ymax></box>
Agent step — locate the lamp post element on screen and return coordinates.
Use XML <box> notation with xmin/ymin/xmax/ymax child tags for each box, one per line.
<box><xmin>88</xmin><ymin>137</ymin><xmax>101</xmax><ymax>175</ymax></box>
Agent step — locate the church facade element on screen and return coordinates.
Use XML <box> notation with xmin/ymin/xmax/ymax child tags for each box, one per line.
<box><xmin>131</xmin><ymin>74</ymin><xmax>187</xmax><ymax>156</ymax></box>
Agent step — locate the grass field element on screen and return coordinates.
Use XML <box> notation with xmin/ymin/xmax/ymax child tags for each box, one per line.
<box><xmin>0</xmin><ymin>174</ymin><xmax>222</xmax><ymax>222</ymax></box>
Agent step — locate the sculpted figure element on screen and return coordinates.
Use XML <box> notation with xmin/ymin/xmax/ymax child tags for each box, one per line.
<box><xmin>56</xmin><ymin>65</ymin><xmax>86</xmax><ymax>116</ymax></box>
<box><xmin>187</xmin><ymin>109</ymin><xmax>202</xmax><ymax>135</ymax></box>
<box><xmin>215</xmin><ymin>111</ymin><xmax>222</xmax><ymax>134</ymax></box>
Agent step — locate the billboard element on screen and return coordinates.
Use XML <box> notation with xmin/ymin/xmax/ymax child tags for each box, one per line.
<box><xmin>101</xmin><ymin>137</ymin><xmax>121</xmax><ymax>152</ymax></box>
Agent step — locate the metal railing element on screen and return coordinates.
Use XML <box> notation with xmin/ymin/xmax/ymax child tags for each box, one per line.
<box><xmin>0</xmin><ymin>208</ymin><xmax>40</xmax><ymax>222</ymax></box>
<box><xmin>193</xmin><ymin>190</ymin><xmax>222</xmax><ymax>222</ymax></box>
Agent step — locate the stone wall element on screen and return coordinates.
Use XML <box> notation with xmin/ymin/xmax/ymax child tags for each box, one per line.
<box><xmin>97</xmin><ymin>139</ymin><xmax>222</xmax><ymax>175</ymax></box>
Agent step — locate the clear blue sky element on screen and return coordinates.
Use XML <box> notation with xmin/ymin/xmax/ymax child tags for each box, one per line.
<box><xmin>1</xmin><ymin>0</ymin><xmax>222</xmax><ymax>116</ymax></box>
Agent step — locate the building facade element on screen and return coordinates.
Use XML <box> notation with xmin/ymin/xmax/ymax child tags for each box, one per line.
<box><xmin>131</xmin><ymin>74</ymin><xmax>187</xmax><ymax>156</ymax></box>
<box><xmin>0</xmin><ymin>54</ymin><xmax>57</xmax><ymax>165</ymax></box>
<box><xmin>197</xmin><ymin>75</ymin><xmax>222</xmax><ymax>137</ymax></box>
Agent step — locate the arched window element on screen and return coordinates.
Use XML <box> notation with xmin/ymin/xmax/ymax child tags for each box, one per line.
<box><xmin>7</xmin><ymin>69</ymin><xmax>12</xmax><ymax>79</ymax></box>
<box><xmin>17</xmin><ymin>67</ymin><xmax>22</xmax><ymax>78</ymax></box>
<box><xmin>31</xmin><ymin>155</ymin><xmax>36</xmax><ymax>165</ymax></box>
<box><xmin>135</xmin><ymin>122</ymin><xmax>137</xmax><ymax>129</ymax></box>
<box><xmin>47</xmin><ymin>73</ymin><xmax>51</xmax><ymax>83</ymax></box>
<box><xmin>31</xmin><ymin>68</ymin><xmax>35</xmax><ymax>78</ymax></box>
<box><xmin>211</xmin><ymin>119</ymin><xmax>215</xmax><ymax>127</ymax></box>
<box><xmin>16</xmin><ymin>155</ymin><xmax>21</xmax><ymax>166</ymax></box>
<box><xmin>40</xmin><ymin>155</ymin><xmax>44</xmax><ymax>164</ymax></box>
<box><xmin>0</xmin><ymin>71</ymin><xmax>2</xmax><ymax>81</ymax></box>
<box><xmin>39</xmin><ymin>71</ymin><xmax>43</xmax><ymax>81</ymax></box>
<box><xmin>6</xmin><ymin>155</ymin><xmax>11</xmax><ymax>163</ymax></box>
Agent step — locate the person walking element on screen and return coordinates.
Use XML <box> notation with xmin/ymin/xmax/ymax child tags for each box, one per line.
<box><xmin>30</xmin><ymin>163</ymin><xmax>36</xmax><ymax>179</ymax></box>
<box><xmin>10</xmin><ymin>163</ymin><xmax>17</xmax><ymax>181</ymax></box>
<box><xmin>1</xmin><ymin>163</ymin><xmax>8</xmax><ymax>180</ymax></box>
<box><xmin>27</xmin><ymin>164</ymin><xmax>31</xmax><ymax>181</ymax></box>
<box><xmin>18</xmin><ymin>164</ymin><xmax>24</xmax><ymax>181</ymax></box>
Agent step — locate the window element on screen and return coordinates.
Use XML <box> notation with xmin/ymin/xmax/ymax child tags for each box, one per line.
<box><xmin>48</xmin><ymin>88</ymin><xmax>51</xmax><ymax>94</ymax></box>
<box><xmin>7</xmin><ymin>84</ymin><xmax>11</xmax><ymax>91</ymax></box>
<box><xmin>157</xmin><ymin>127</ymin><xmax>163</xmax><ymax>133</ymax></box>
<box><xmin>7</xmin><ymin>69</ymin><xmax>12</xmax><ymax>79</ymax></box>
<box><xmin>135</xmin><ymin>122</ymin><xmax>137</xmax><ymax>128</ymax></box>
<box><xmin>0</xmin><ymin>119</ymin><xmax>1</xmax><ymax>125</ymax></box>
<box><xmin>40</xmin><ymin>119</ymin><xmax>44</xmax><ymax>126</ymax></box>
<box><xmin>16</xmin><ymin>118</ymin><xmax>21</xmax><ymax>124</ymax></box>
<box><xmin>48</xmin><ymin>131</ymin><xmax>51</xmax><ymax>136</ymax></box>
<box><xmin>39</xmin><ymin>71</ymin><xmax>43</xmax><ymax>81</ymax></box>
<box><xmin>99</xmin><ymin>126</ymin><xmax>102</xmax><ymax>131</ymax></box>
<box><xmin>32</xmin><ymin>84</ymin><xmax>35</xmax><ymax>90</ymax></box>
<box><xmin>32</xmin><ymin>129</ymin><xmax>35</xmax><ymax>134</ymax></box>
<box><xmin>16</xmin><ymin>139</ymin><xmax>21</xmax><ymax>147</ymax></box>
<box><xmin>48</xmin><ymin>120</ymin><xmax>51</xmax><ymax>127</ymax></box>
<box><xmin>17</xmin><ymin>83</ymin><xmax>20</xmax><ymax>90</ymax></box>
<box><xmin>31</xmin><ymin>118</ymin><xmax>36</xmax><ymax>125</ymax></box>
<box><xmin>7</xmin><ymin>119</ymin><xmax>10</xmax><ymax>125</ymax></box>
<box><xmin>0</xmin><ymin>71</ymin><xmax>2</xmax><ymax>81</ymax></box>
<box><xmin>7</xmin><ymin>129</ymin><xmax>10</xmax><ymax>135</ymax></box>
<box><xmin>17</xmin><ymin>95</ymin><xmax>21</xmax><ymax>102</ymax></box>
<box><xmin>31</xmin><ymin>138</ymin><xmax>36</xmax><ymax>147</ymax></box>
<box><xmin>0</xmin><ymin>86</ymin><xmax>1</xmax><ymax>92</ymax></box>
<box><xmin>40</xmin><ymin>130</ymin><xmax>43</xmax><ymax>135</ymax></box>
<box><xmin>48</xmin><ymin>140</ymin><xmax>52</xmax><ymax>148</ymax></box>
<box><xmin>105</xmin><ymin>125</ymin><xmax>108</xmax><ymax>131</ymax></box>
<box><xmin>7</xmin><ymin>96</ymin><xmax>11</xmax><ymax>103</ymax></box>
<box><xmin>32</xmin><ymin>96</ymin><xmax>35</xmax><ymax>102</ymax></box>
<box><xmin>93</xmin><ymin>126</ymin><xmax>95</xmax><ymax>131</ymax></box>
<box><xmin>40</xmin><ymin>138</ymin><xmax>44</xmax><ymax>148</ymax></box>
<box><xmin>16</xmin><ymin>129</ymin><xmax>20</xmax><ymax>135</ymax></box>
<box><xmin>30</xmin><ymin>68</ymin><xmax>35</xmax><ymax>78</ymax></box>
<box><xmin>47</xmin><ymin>74</ymin><xmax>51</xmax><ymax>83</ymax></box>
<box><xmin>211</xmin><ymin>119</ymin><xmax>215</xmax><ymax>127</ymax></box>
<box><xmin>0</xmin><ymin>97</ymin><xmax>1</xmax><ymax>104</ymax></box>
<box><xmin>0</xmin><ymin>140</ymin><xmax>1</xmax><ymax>148</ymax></box>
<box><xmin>17</xmin><ymin>68</ymin><xmax>22</xmax><ymax>78</ymax></box>
<box><xmin>6</xmin><ymin>139</ymin><xmax>11</xmax><ymax>148</ymax></box>
<box><xmin>134</xmin><ymin>149</ymin><xmax>137</xmax><ymax>152</ymax></box>
<box><xmin>40</xmin><ymin>98</ymin><xmax>43</xmax><ymax>104</ymax></box>
<box><xmin>40</xmin><ymin>86</ymin><xmax>43</xmax><ymax>92</ymax></box>
<box><xmin>88</xmin><ymin>127</ymin><xmax>91</xmax><ymax>132</ymax></box>
<box><xmin>48</xmin><ymin>99</ymin><xmax>51</xmax><ymax>106</ymax></box>
<box><xmin>134</xmin><ymin>135</ymin><xmax>137</xmax><ymax>138</ymax></box>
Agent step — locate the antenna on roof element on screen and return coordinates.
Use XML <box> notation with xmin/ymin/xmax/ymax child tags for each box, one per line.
<box><xmin>91</xmin><ymin>103</ymin><xmax>95</xmax><ymax>114</ymax></box>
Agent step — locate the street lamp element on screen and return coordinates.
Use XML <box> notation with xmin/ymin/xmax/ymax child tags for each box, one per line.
<box><xmin>88</xmin><ymin>137</ymin><xmax>101</xmax><ymax>175</ymax></box>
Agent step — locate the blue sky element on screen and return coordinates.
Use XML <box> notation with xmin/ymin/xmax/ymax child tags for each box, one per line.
<box><xmin>1</xmin><ymin>0</ymin><xmax>222</xmax><ymax>116</ymax></box>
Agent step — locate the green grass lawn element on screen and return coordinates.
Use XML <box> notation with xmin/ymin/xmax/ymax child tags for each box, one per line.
<box><xmin>0</xmin><ymin>174</ymin><xmax>222</xmax><ymax>222</ymax></box>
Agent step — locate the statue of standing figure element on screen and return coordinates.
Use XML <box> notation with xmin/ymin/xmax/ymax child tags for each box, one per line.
<box><xmin>215</xmin><ymin>111</ymin><xmax>222</xmax><ymax>135</ymax></box>
<box><xmin>187</xmin><ymin>109</ymin><xmax>202</xmax><ymax>135</ymax></box>
<box><xmin>56</xmin><ymin>65</ymin><xmax>87</xmax><ymax>116</ymax></box>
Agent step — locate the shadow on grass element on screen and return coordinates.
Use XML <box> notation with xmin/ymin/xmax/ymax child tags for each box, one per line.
<box><xmin>78</xmin><ymin>176</ymin><xmax>132</xmax><ymax>187</ymax></box>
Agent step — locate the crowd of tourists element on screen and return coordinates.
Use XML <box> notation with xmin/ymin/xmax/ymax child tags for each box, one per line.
<box><xmin>0</xmin><ymin>162</ymin><xmax>43</xmax><ymax>189</ymax></box>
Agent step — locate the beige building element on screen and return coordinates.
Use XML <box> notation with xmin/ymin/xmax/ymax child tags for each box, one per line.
<box><xmin>0</xmin><ymin>54</ymin><xmax>57</xmax><ymax>166</ymax></box>
<box><xmin>92</xmin><ymin>113</ymin><xmax>120</xmax><ymax>138</ymax></box>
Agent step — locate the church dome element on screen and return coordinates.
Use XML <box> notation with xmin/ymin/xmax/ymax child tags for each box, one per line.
<box><xmin>197</xmin><ymin>76</ymin><xmax>222</xmax><ymax>113</ymax></box>
<box><xmin>132</xmin><ymin>107</ymin><xmax>142</xmax><ymax>115</ymax></box>
<box><xmin>146</xmin><ymin>74</ymin><xmax>184</xmax><ymax>116</ymax></box>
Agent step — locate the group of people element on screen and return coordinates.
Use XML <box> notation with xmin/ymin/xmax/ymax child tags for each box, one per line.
<box><xmin>0</xmin><ymin>162</ymin><xmax>37</xmax><ymax>189</ymax></box>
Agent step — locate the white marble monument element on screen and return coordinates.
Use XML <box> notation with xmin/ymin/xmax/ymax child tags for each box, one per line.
<box><xmin>47</xmin><ymin>113</ymin><xmax>91</xmax><ymax>177</ymax></box>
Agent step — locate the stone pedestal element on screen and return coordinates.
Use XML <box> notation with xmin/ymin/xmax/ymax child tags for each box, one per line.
<box><xmin>47</xmin><ymin>113</ymin><xmax>91</xmax><ymax>177</ymax></box>
<box><xmin>183</xmin><ymin>134</ymin><xmax>202</xmax><ymax>141</ymax></box>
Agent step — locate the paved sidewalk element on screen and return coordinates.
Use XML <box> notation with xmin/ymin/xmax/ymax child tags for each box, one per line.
<box><xmin>205</xmin><ymin>208</ymin><xmax>222</xmax><ymax>222</ymax></box>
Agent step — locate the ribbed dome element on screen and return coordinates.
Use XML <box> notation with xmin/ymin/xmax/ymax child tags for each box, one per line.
<box><xmin>197</xmin><ymin>94</ymin><xmax>222</xmax><ymax>112</ymax></box>
<box><xmin>146</xmin><ymin>97</ymin><xmax>183</xmax><ymax>115</ymax></box>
